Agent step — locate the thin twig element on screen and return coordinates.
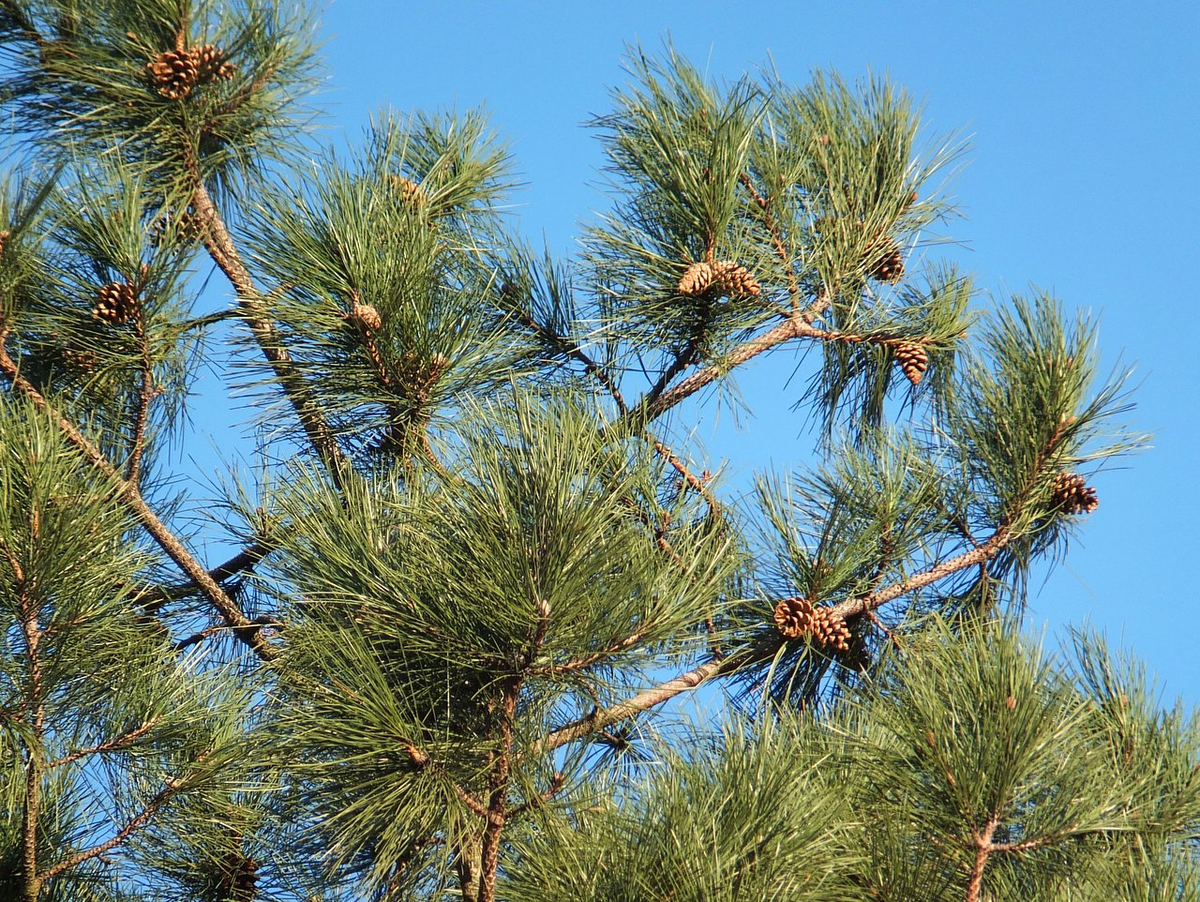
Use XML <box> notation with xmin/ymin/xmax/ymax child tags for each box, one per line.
<box><xmin>402</xmin><ymin>742</ymin><xmax>489</xmax><ymax>820</ymax></box>
<box><xmin>47</xmin><ymin>718</ymin><xmax>160</xmax><ymax>769</ymax></box>
<box><xmin>125</xmin><ymin>318</ymin><xmax>156</xmax><ymax>487</ymax></box>
<box><xmin>739</xmin><ymin>171</ymin><xmax>800</xmax><ymax>308</ymax></box>
<box><xmin>39</xmin><ymin>770</ymin><xmax>191</xmax><ymax>881</ymax></box>
<box><xmin>506</xmin><ymin>772</ymin><xmax>566</xmax><ymax>817</ymax></box>
<box><xmin>511</xmin><ymin>304</ymin><xmax>628</xmax><ymax>414</ymax></box>
<box><xmin>135</xmin><ymin>540</ymin><xmax>271</xmax><ymax>611</ymax></box>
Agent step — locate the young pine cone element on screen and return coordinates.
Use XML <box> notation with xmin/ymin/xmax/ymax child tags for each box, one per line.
<box><xmin>389</xmin><ymin>175</ymin><xmax>427</xmax><ymax>207</ymax></box>
<box><xmin>351</xmin><ymin>301</ymin><xmax>383</xmax><ymax>332</ymax></box>
<box><xmin>1051</xmin><ymin>472</ymin><xmax>1098</xmax><ymax>515</ymax></box>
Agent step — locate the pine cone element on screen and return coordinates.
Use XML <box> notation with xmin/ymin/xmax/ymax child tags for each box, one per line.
<box><xmin>193</xmin><ymin>43</ymin><xmax>235</xmax><ymax>83</ymax></box>
<box><xmin>773</xmin><ymin>596</ymin><xmax>815</xmax><ymax>639</ymax></box>
<box><xmin>60</xmin><ymin>347</ymin><xmax>100</xmax><ymax>374</ymax></box>
<box><xmin>147</xmin><ymin>44</ymin><xmax>233</xmax><ymax>99</ymax></box>
<box><xmin>1051</xmin><ymin>471</ymin><xmax>1098</xmax><ymax>515</ymax></box>
<box><xmin>390</xmin><ymin>175</ymin><xmax>427</xmax><ymax>207</ymax></box>
<box><xmin>867</xmin><ymin>240</ymin><xmax>904</xmax><ymax>283</ymax></box>
<box><xmin>216</xmin><ymin>853</ymin><xmax>259</xmax><ymax>902</ymax></box>
<box><xmin>93</xmin><ymin>281</ymin><xmax>139</xmax><ymax>325</ymax></box>
<box><xmin>0</xmin><ymin>229</ymin><xmax>10</xmax><ymax>257</ymax></box>
<box><xmin>677</xmin><ymin>261</ymin><xmax>715</xmax><ymax>296</ymax></box>
<box><xmin>711</xmin><ymin>260</ymin><xmax>762</xmax><ymax>298</ymax></box>
<box><xmin>351</xmin><ymin>301</ymin><xmax>383</xmax><ymax>332</ymax></box>
<box><xmin>146</xmin><ymin>48</ymin><xmax>199</xmax><ymax>99</ymax></box>
<box><xmin>894</xmin><ymin>341</ymin><xmax>929</xmax><ymax>386</ymax></box>
<box><xmin>810</xmin><ymin>606</ymin><xmax>851</xmax><ymax>652</ymax></box>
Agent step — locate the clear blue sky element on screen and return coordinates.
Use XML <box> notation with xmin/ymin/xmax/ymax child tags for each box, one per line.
<box><xmin>208</xmin><ymin>2</ymin><xmax>1200</xmax><ymax>698</ymax></box>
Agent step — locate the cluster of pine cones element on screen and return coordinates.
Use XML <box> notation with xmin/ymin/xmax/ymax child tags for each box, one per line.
<box><xmin>772</xmin><ymin>596</ymin><xmax>851</xmax><ymax>652</ymax></box>
<box><xmin>146</xmin><ymin>43</ymin><xmax>234</xmax><ymax>100</ymax></box>
<box><xmin>677</xmin><ymin>260</ymin><xmax>761</xmax><ymax>299</ymax></box>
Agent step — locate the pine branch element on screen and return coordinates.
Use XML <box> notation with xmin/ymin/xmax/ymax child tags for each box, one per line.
<box><xmin>536</xmin><ymin>526</ymin><xmax>1016</xmax><ymax>754</ymax></box>
<box><xmin>189</xmin><ymin>181</ymin><xmax>351</xmax><ymax>489</ymax></box>
<box><xmin>829</xmin><ymin>527</ymin><xmax>1011</xmax><ymax>620</ymax></box>
<box><xmin>0</xmin><ymin>330</ymin><xmax>276</xmax><ymax>661</ymax></box>
<box><xmin>402</xmin><ymin>741</ymin><xmax>488</xmax><ymax>820</ymax></box>
<box><xmin>478</xmin><ymin>681</ymin><xmax>519</xmax><ymax>902</ymax></box>
<box><xmin>511</xmin><ymin>303</ymin><xmax>627</xmax><ymax>413</ymax></box>
<box><xmin>38</xmin><ymin>767</ymin><xmax>192</xmax><ymax>882</ymax></box>
<box><xmin>46</xmin><ymin>718</ymin><xmax>160</xmax><ymax>769</ymax></box>
<box><xmin>134</xmin><ymin>540</ymin><xmax>271</xmax><ymax>612</ymax></box>
<box><xmin>632</xmin><ymin>313</ymin><xmax>816</xmax><ymax>424</ymax></box>
<box><xmin>125</xmin><ymin>318</ymin><xmax>156</xmax><ymax>487</ymax></box>
<box><xmin>506</xmin><ymin>771</ymin><xmax>566</xmax><ymax>817</ymax></box>
<box><xmin>738</xmin><ymin>171</ymin><xmax>800</xmax><ymax>308</ymax></box>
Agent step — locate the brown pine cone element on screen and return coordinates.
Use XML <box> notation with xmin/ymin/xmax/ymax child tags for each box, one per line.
<box><xmin>93</xmin><ymin>282</ymin><xmax>139</xmax><ymax>325</ymax></box>
<box><xmin>773</xmin><ymin>596</ymin><xmax>815</xmax><ymax>639</ymax></box>
<box><xmin>894</xmin><ymin>341</ymin><xmax>929</xmax><ymax>386</ymax></box>
<box><xmin>810</xmin><ymin>607</ymin><xmax>851</xmax><ymax>652</ymax></box>
<box><xmin>711</xmin><ymin>260</ymin><xmax>762</xmax><ymax>298</ymax></box>
<box><xmin>867</xmin><ymin>240</ymin><xmax>904</xmax><ymax>283</ymax></box>
<box><xmin>389</xmin><ymin>175</ymin><xmax>427</xmax><ymax>207</ymax></box>
<box><xmin>194</xmin><ymin>43</ymin><xmax>235</xmax><ymax>83</ymax></box>
<box><xmin>677</xmin><ymin>261</ymin><xmax>715</xmax><ymax>296</ymax></box>
<box><xmin>351</xmin><ymin>301</ymin><xmax>383</xmax><ymax>332</ymax></box>
<box><xmin>146</xmin><ymin>48</ymin><xmax>199</xmax><ymax>99</ymax></box>
<box><xmin>1051</xmin><ymin>471</ymin><xmax>1098</xmax><ymax>514</ymax></box>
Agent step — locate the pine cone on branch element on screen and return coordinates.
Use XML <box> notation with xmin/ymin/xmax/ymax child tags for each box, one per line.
<box><xmin>216</xmin><ymin>852</ymin><xmax>259</xmax><ymax>902</ymax></box>
<box><xmin>866</xmin><ymin>239</ymin><xmax>904</xmax><ymax>283</ymax></box>
<box><xmin>711</xmin><ymin>260</ymin><xmax>761</xmax><ymax>298</ymax></box>
<box><xmin>678</xmin><ymin>260</ymin><xmax>761</xmax><ymax>299</ymax></box>
<box><xmin>146</xmin><ymin>48</ymin><xmax>198</xmax><ymax>99</ymax></box>
<box><xmin>351</xmin><ymin>301</ymin><xmax>383</xmax><ymax>332</ymax></box>
<box><xmin>146</xmin><ymin>43</ymin><xmax>234</xmax><ymax>99</ymax></box>
<box><xmin>810</xmin><ymin>606</ymin><xmax>852</xmax><ymax>652</ymax></box>
<box><xmin>677</xmin><ymin>261</ymin><xmax>715</xmax><ymax>296</ymax></box>
<box><xmin>93</xmin><ymin>281</ymin><xmax>139</xmax><ymax>325</ymax></box>
<box><xmin>194</xmin><ymin>43</ymin><xmax>235</xmax><ymax>83</ymax></box>
<box><xmin>1051</xmin><ymin>472</ymin><xmax>1098</xmax><ymax>514</ymax></box>
<box><xmin>389</xmin><ymin>175</ymin><xmax>427</xmax><ymax>208</ymax></box>
<box><xmin>773</xmin><ymin>596</ymin><xmax>815</xmax><ymax>639</ymax></box>
<box><xmin>894</xmin><ymin>341</ymin><xmax>929</xmax><ymax>386</ymax></box>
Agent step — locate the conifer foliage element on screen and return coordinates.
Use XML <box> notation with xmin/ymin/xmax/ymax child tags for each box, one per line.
<box><xmin>0</xmin><ymin>2</ymin><xmax>1193</xmax><ymax>901</ymax></box>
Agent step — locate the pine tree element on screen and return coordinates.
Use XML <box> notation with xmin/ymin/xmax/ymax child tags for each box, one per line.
<box><xmin>0</xmin><ymin>3</ymin><xmax>1194</xmax><ymax>901</ymax></box>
